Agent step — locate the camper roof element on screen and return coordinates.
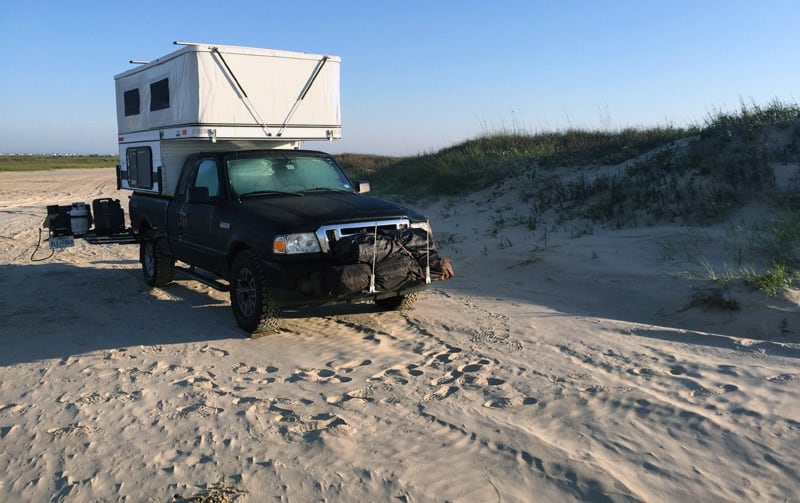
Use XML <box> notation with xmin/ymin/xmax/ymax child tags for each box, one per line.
<box><xmin>114</xmin><ymin>42</ymin><xmax>340</xmax><ymax>80</ymax></box>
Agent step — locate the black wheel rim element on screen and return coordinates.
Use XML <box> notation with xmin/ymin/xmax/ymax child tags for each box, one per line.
<box><xmin>235</xmin><ymin>267</ymin><xmax>257</xmax><ymax>318</ymax></box>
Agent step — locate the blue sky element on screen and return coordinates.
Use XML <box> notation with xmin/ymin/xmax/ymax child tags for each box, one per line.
<box><xmin>1</xmin><ymin>1</ymin><xmax>798</xmax><ymax>156</ymax></box>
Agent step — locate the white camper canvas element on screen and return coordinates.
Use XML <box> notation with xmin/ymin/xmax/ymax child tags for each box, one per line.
<box><xmin>114</xmin><ymin>43</ymin><xmax>341</xmax><ymax>141</ymax></box>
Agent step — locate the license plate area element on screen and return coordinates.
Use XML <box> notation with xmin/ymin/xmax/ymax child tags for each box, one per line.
<box><xmin>49</xmin><ymin>235</ymin><xmax>75</xmax><ymax>249</ymax></box>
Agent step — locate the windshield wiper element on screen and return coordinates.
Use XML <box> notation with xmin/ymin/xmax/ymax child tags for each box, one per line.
<box><xmin>299</xmin><ymin>187</ymin><xmax>353</xmax><ymax>194</ymax></box>
<box><xmin>239</xmin><ymin>190</ymin><xmax>304</xmax><ymax>198</ymax></box>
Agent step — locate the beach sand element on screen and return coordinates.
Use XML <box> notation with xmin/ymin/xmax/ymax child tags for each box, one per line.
<box><xmin>1</xmin><ymin>168</ymin><xmax>798</xmax><ymax>501</ymax></box>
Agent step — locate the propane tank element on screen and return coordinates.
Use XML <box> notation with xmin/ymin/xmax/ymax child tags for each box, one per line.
<box><xmin>69</xmin><ymin>202</ymin><xmax>90</xmax><ymax>237</ymax></box>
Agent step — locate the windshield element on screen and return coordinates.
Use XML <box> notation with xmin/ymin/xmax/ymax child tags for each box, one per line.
<box><xmin>226</xmin><ymin>152</ymin><xmax>354</xmax><ymax>197</ymax></box>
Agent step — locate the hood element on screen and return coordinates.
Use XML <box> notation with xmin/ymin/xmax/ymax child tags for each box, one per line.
<box><xmin>236</xmin><ymin>192</ymin><xmax>424</xmax><ymax>232</ymax></box>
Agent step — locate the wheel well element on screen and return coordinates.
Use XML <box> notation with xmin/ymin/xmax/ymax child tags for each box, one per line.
<box><xmin>227</xmin><ymin>242</ymin><xmax>249</xmax><ymax>275</ymax></box>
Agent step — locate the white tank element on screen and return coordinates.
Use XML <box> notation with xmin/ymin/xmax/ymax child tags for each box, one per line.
<box><xmin>69</xmin><ymin>202</ymin><xmax>90</xmax><ymax>236</ymax></box>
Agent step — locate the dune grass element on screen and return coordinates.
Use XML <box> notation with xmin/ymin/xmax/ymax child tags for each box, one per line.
<box><xmin>338</xmin><ymin>99</ymin><xmax>800</xmax><ymax>203</ymax></box>
<box><xmin>337</xmin><ymin>126</ymin><xmax>694</xmax><ymax>197</ymax></box>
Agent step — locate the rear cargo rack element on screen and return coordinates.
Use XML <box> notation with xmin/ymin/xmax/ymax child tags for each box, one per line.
<box><xmin>82</xmin><ymin>230</ymin><xmax>141</xmax><ymax>245</ymax></box>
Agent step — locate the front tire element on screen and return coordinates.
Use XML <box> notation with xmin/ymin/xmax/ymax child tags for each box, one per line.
<box><xmin>230</xmin><ymin>251</ymin><xmax>281</xmax><ymax>335</ymax></box>
<box><xmin>375</xmin><ymin>292</ymin><xmax>419</xmax><ymax>311</ymax></box>
<box><xmin>141</xmin><ymin>238</ymin><xmax>175</xmax><ymax>287</ymax></box>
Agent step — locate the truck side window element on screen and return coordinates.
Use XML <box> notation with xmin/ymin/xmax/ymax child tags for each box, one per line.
<box><xmin>194</xmin><ymin>159</ymin><xmax>220</xmax><ymax>197</ymax></box>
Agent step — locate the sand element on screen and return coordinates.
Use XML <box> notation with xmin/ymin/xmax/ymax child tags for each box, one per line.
<box><xmin>1</xmin><ymin>168</ymin><xmax>798</xmax><ymax>502</ymax></box>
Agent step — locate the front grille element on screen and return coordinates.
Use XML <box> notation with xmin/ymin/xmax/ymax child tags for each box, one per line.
<box><xmin>316</xmin><ymin>219</ymin><xmax>410</xmax><ymax>253</ymax></box>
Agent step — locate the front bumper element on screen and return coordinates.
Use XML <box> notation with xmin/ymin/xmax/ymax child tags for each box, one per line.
<box><xmin>263</xmin><ymin>259</ymin><xmax>429</xmax><ymax>307</ymax></box>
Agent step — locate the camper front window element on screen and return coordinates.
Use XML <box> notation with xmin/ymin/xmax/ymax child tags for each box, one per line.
<box><xmin>150</xmin><ymin>78</ymin><xmax>170</xmax><ymax>111</ymax></box>
<box><xmin>124</xmin><ymin>89</ymin><xmax>140</xmax><ymax>116</ymax></box>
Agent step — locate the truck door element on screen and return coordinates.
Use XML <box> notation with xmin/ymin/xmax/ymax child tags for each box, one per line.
<box><xmin>170</xmin><ymin>158</ymin><xmax>224</xmax><ymax>272</ymax></box>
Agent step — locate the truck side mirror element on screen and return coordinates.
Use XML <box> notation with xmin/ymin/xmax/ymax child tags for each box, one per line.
<box><xmin>358</xmin><ymin>180</ymin><xmax>370</xmax><ymax>194</ymax></box>
<box><xmin>188</xmin><ymin>186</ymin><xmax>211</xmax><ymax>203</ymax></box>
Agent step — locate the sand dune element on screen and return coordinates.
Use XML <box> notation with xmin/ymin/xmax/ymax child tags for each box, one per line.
<box><xmin>1</xmin><ymin>168</ymin><xmax>798</xmax><ymax>502</ymax></box>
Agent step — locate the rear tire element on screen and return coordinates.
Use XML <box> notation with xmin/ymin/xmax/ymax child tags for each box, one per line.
<box><xmin>230</xmin><ymin>251</ymin><xmax>281</xmax><ymax>335</ymax></box>
<box><xmin>375</xmin><ymin>292</ymin><xmax>419</xmax><ymax>311</ymax></box>
<box><xmin>141</xmin><ymin>238</ymin><xmax>175</xmax><ymax>287</ymax></box>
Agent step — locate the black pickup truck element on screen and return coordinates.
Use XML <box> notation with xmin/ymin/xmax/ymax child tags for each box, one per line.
<box><xmin>128</xmin><ymin>148</ymin><xmax>449</xmax><ymax>334</ymax></box>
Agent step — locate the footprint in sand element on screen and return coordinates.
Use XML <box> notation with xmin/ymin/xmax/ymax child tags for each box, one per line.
<box><xmin>767</xmin><ymin>373</ymin><xmax>798</xmax><ymax>383</ymax></box>
<box><xmin>284</xmin><ymin>412</ymin><xmax>349</xmax><ymax>440</ymax></box>
<box><xmin>370</xmin><ymin>363</ymin><xmax>425</xmax><ymax>385</ymax></box>
<box><xmin>432</xmin><ymin>359</ymin><xmax>488</xmax><ymax>382</ymax></box>
<box><xmin>47</xmin><ymin>422</ymin><xmax>98</xmax><ymax>437</ymax></box>
<box><xmin>104</xmin><ymin>348</ymin><xmax>134</xmax><ymax>361</ymax></box>
<box><xmin>139</xmin><ymin>344</ymin><xmax>165</xmax><ymax>354</ymax></box>
<box><xmin>626</xmin><ymin>367</ymin><xmax>654</xmax><ymax>377</ymax></box>
<box><xmin>253</xmin><ymin>398</ymin><xmax>347</xmax><ymax>439</ymax></box>
<box><xmin>325</xmin><ymin>388</ymin><xmax>374</xmax><ymax>405</ymax></box>
<box><xmin>668</xmin><ymin>364</ymin><xmax>703</xmax><ymax>378</ymax></box>
<box><xmin>0</xmin><ymin>403</ymin><xmax>31</xmax><ymax>416</ymax></box>
<box><xmin>481</xmin><ymin>395</ymin><xmax>539</xmax><ymax>409</ymax></box>
<box><xmin>172</xmin><ymin>374</ymin><xmax>224</xmax><ymax>395</ymax></box>
<box><xmin>199</xmin><ymin>345</ymin><xmax>229</xmax><ymax>357</ymax></box>
<box><xmin>431</xmin><ymin>346</ymin><xmax>463</xmax><ymax>364</ymax></box>
<box><xmin>717</xmin><ymin>364</ymin><xmax>738</xmax><ymax>376</ymax></box>
<box><xmin>456</xmin><ymin>359</ymin><xmax>495</xmax><ymax>386</ymax></box>
<box><xmin>458</xmin><ymin>359</ymin><xmax>491</xmax><ymax>373</ymax></box>
<box><xmin>327</xmin><ymin>359</ymin><xmax>373</xmax><ymax>374</ymax></box>
<box><xmin>231</xmin><ymin>363</ymin><xmax>279</xmax><ymax>387</ymax></box>
<box><xmin>424</xmin><ymin>385</ymin><xmax>458</xmax><ymax>401</ymax></box>
<box><xmin>177</xmin><ymin>403</ymin><xmax>223</xmax><ymax>418</ymax></box>
<box><xmin>430</xmin><ymin>369</ymin><xmax>463</xmax><ymax>386</ymax></box>
<box><xmin>284</xmin><ymin>368</ymin><xmax>352</xmax><ymax>384</ymax></box>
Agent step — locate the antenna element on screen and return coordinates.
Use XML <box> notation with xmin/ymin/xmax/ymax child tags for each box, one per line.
<box><xmin>173</xmin><ymin>41</ymin><xmax>209</xmax><ymax>47</ymax></box>
<box><xmin>129</xmin><ymin>60</ymin><xmax>150</xmax><ymax>65</ymax></box>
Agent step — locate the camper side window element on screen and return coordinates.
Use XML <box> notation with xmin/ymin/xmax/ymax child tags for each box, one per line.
<box><xmin>150</xmin><ymin>78</ymin><xmax>170</xmax><ymax>111</ymax></box>
<box><xmin>126</xmin><ymin>147</ymin><xmax>153</xmax><ymax>189</ymax></box>
<box><xmin>124</xmin><ymin>89</ymin><xmax>140</xmax><ymax>116</ymax></box>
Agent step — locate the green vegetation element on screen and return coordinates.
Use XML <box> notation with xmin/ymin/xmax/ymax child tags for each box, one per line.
<box><xmin>0</xmin><ymin>155</ymin><xmax>118</xmax><ymax>171</ymax></box>
<box><xmin>688</xmin><ymin>260</ymin><xmax>798</xmax><ymax>297</ymax></box>
<box><xmin>338</xmin><ymin>126</ymin><xmax>693</xmax><ymax>197</ymax></box>
<box><xmin>742</xmin><ymin>263</ymin><xmax>797</xmax><ymax>296</ymax></box>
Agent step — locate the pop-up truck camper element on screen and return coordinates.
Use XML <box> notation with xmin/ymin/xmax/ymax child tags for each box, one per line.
<box><xmin>41</xmin><ymin>42</ymin><xmax>451</xmax><ymax>334</ymax></box>
<box><xmin>115</xmin><ymin>42</ymin><xmax>342</xmax><ymax>195</ymax></box>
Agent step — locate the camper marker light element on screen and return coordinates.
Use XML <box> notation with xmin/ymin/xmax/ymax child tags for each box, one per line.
<box><xmin>273</xmin><ymin>233</ymin><xmax>321</xmax><ymax>254</ymax></box>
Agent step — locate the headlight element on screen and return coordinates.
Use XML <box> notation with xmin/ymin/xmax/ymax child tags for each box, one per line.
<box><xmin>273</xmin><ymin>233</ymin><xmax>321</xmax><ymax>254</ymax></box>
